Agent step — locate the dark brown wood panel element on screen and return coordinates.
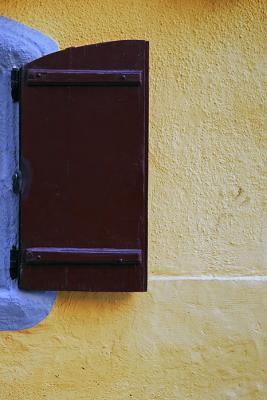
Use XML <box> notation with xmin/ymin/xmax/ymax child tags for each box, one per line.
<box><xmin>18</xmin><ymin>40</ymin><xmax>148</xmax><ymax>291</ymax></box>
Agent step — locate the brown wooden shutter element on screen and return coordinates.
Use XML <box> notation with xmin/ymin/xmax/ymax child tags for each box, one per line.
<box><xmin>18</xmin><ymin>40</ymin><xmax>148</xmax><ymax>291</ymax></box>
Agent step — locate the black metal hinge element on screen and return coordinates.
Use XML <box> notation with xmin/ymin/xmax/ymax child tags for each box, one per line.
<box><xmin>11</xmin><ymin>67</ymin><xmax>21</xmax><ymax>102</ymax></box>
<box><xmin>10</xmin><ymin>246</ymin><xmax>20</xmax><ymax>280</ymax></box>
<box><xmin>12</xmin><ymin>170</ymin><xmax>22</xmax><ymax>194</ymax></box>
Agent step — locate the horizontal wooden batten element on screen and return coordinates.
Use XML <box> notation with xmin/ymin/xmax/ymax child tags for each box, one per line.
<box><xmin>23</xmin><ymin>247</ymin><xmax>142</xmax><ymax>265</ymax></box>
<box><xmin>25</xmin><ymin>69</ymin><xmax>142</xmax><ymax>86</ymax></box>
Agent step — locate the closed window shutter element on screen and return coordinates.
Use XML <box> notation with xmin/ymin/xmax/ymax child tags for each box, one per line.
<box><xmin>18</xmin><ymin>40</ymin><xmax>148</xmax><ymax>291</ymax></box>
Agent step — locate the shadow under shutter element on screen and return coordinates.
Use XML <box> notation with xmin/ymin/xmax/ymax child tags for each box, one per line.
<box><xmin>18</xmin><ymin>40</ymin><xmax>148</xmax><ymax>291</ymax></box>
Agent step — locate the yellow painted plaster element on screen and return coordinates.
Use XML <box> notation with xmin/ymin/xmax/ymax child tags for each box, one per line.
<box><xmin>0</xmin><ymin>0</ymin><xmax>266</xmax><ymax>399</ymax></box>
<box><xmin>1</xmin><ymin>282</ymin><xmax>267</xmax><ymax>399</ymax></box>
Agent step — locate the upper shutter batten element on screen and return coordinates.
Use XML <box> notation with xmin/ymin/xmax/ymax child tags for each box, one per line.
<box><xmin>25</xmin><ymin>69</ymin><xmax>142</xmax><ymax>86</ymax></box>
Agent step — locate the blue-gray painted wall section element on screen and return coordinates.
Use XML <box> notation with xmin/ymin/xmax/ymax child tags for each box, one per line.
<box><xmin>0</xmin><ymin>16</ymin><xmax>58</xmax><ymax>330</ymax></box>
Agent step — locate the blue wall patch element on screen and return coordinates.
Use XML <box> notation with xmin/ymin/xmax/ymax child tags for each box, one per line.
<box><xmin>0</xmin><ymin>16</ymin><xmax>58</xmax><ymax>330</ymax></box>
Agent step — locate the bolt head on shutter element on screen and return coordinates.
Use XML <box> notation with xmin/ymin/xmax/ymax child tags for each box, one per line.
<box><xmin>18</xmin><ymin>40</ymin><xmax>148</xmax><ymax>291</ymax></box>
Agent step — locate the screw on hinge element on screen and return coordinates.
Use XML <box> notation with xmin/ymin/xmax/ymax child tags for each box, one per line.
<box><xmin>11</xmin><ymin>67</ymin><xmax>21</xmax><ymax>102</ymax></box>
<box><xmin>12</xmin><ymin>170</ymin><xmax>22</xmax><ymax>194</ymax></box>
<box><xmin>10</xmin><ymin>246</ymin><xmax>20</xmax><ymax>280</ymax></box>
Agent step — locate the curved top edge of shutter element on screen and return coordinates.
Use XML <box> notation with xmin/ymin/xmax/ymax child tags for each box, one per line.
<box><xmin>25</xmin><ymin>40</ymin><xmax>149</xmax><ymax>70</ymax></box>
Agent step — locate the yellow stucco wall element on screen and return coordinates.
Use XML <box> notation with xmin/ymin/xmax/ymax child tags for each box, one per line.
<box><xmin>0</xmin><ymin>0</ymin><xmax>266</xmax><ymax>399</ymax></box>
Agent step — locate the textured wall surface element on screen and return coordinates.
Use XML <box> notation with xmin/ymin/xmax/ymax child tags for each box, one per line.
<box><xmin>0</xmin><ymin>0</ymin><xmax>266</xmax><ymax>399</ymax></box>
